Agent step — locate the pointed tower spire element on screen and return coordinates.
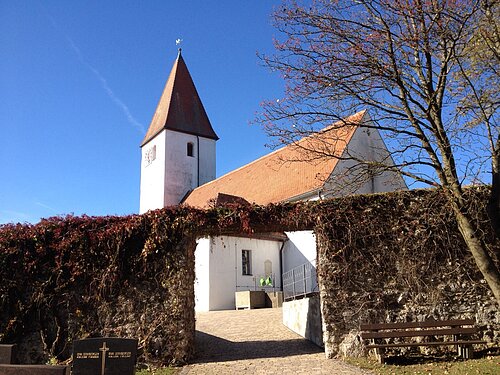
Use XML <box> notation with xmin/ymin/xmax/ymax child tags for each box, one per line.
<box><xmin>141</xmin><ymin>51</ymin><xmax>218</xmax><ymax>146</ymax></box>
<box><xmin>139</xmin><ymin>51</ymin><xmax>218</xmax><ymax>213</ymax></box>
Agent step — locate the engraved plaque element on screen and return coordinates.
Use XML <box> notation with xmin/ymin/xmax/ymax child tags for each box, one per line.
<box><xmin>72</xmin><ymin>338</ymin><xmax>137</xmax><ymax>375</ymax></box>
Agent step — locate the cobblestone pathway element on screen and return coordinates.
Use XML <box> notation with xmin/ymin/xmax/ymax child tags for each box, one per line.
<box><xmin>180</xmin><ymin>308</ymin><xmax>372</xmax><ymax>375</ymax></box>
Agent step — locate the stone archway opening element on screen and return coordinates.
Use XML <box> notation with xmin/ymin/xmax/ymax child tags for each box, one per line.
<box><xmin>190</xmin><ymin>226</ymin><xmax>328</xmax><ymax>369</ymax></box>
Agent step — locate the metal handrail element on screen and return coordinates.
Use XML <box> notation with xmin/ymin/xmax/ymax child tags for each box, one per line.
<box><xmin>282</xmin><ymin>262</ymin><xmax>318</xmax><ymax>300</ymax></box>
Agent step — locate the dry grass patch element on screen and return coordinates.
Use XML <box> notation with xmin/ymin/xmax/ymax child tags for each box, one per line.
<box><xmin>346</xmin><ymin>349</ymin><xmax>500</xmax><ymax>375</ymax></box>
<box><xmin>136</xmin><ymin>367</ymin><xmax>178</xmax><ymax>375</ymax></box>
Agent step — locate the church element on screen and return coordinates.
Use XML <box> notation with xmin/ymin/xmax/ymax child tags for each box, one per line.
<box><xmin>139</xmin><ymin>50</ymin><xmax>407</xmax><ymax>311</ymax></box>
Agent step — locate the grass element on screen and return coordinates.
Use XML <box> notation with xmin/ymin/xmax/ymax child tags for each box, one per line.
<box><xmin>136</xmin><ymin>367</ymin><xmax>178</xmax><ymax>375</ymax></box>
<box><xmin>345</xmin><ymin>349</ymin><xmax>500</xmax><ymax>375</ymax></box>
<box><xmin>132</xmin><ymin>349</ymin><xmax>500</xmax><ymax>374</ymax></box>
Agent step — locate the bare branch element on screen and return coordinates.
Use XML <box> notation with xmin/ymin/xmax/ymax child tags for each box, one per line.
<box><xmin>257</xmin><ymin>0</ymin><xmax>500</xmax><ymax>302</ymax></box>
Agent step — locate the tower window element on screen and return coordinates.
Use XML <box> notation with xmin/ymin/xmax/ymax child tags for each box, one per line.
<box><xmin>187</xmin><ymin>142</ymin><xmax>194</xmax><ymax>157</ymax></box>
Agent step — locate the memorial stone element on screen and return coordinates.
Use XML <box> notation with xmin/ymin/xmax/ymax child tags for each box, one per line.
<box><xmin>0</xmin><ymin>345</ymin><xmax>17</xmax><ymax>364</ymax></box>
<box><xmin>72</xmin><ymin>337</ymin><xmax>137</xmax><ymax>375</ymax></box>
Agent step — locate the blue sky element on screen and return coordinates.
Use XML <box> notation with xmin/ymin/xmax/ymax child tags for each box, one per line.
<box><xmin>0</xmin><ymin>1</ymin><xmax>285</xmax><ymax>224</ymax></box>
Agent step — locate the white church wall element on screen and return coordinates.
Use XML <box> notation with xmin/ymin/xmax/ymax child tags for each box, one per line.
<box><xmin>208</xmin><ymin>236</ymin><xmax>238</xmax><ymax>311</ymax></box>
<box><xmin>234</xmin><ymin>237</ymin><xmax>283</xmax><ymax>292</ymax></box>
<box><xmin>194</xmin><ymin>237</ymin><xmax>211</xmax><ymax>312</ymax></box>
<box><xmin>283</xmin><ymin>231</ymin><xmax>317</xmax><ymax>273</ymax></box>
<box><xmin>140</xmin><ymin>130</ymin><xmax>167</xmax><ymax>214</ymax></box>
<box><xmin>323</xmin><ymin>127</ymin><xmax>374</xmax><ymax>197</ymax></box>
<box><xmin>323</xmin><ymin>125</ymin><xmax>407</xmax><ymax>198</ymax></box>
<box><xmin>198</xmin><ymin>137</ymin><xmax>216</xmax><ymax>186</ymax></box>
<box><xmin>367</xmin><ymin>127</ymin><xmax>408</xmax><ymax>192</ymax></box>
<box><xmin>205</xmin><ymin>236</ymin><xmax>283</xmax><ymax>311</ymax></box>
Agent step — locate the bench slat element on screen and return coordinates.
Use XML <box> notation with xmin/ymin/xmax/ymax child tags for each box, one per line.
<box><xmin>360</xmin><ymin>319</ymin><xmax>475</xmax><ymax>331</ymax></box>
<box><xmin>366</xmin><ymin>340</ymin><xmax>487</xmax><ymax>349</ymax></box>
<box><xmin>361</xmin><ymin>327</ymin><xmax>477</xmax><ymax>339</ymax></box>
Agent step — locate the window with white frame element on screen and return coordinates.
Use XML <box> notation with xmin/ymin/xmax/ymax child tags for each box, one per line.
<box><xmin>242</xmin><ymin>250</ymin><xmax>252</xmax><ymax>276</ymax></box>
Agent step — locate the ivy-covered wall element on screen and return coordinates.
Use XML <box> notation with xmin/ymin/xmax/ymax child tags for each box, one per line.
<box><xmin>0</xmin><ymin>209</ymin><xmax>202</xmax><ymax>365</ymax></box>
<box><xmin>0</xmin><ymin>203</ymin><xmax>304</xmax><ymax>365</ymax></box>
<box><xmin>0</xmin><ymin>187</ymin><xmax>497</xmax><ymax>365</ymax></box>
<box><xmin>315</xmin><ymin>188</ymin><xmax>499</xmax><ymax>358</ymax></box>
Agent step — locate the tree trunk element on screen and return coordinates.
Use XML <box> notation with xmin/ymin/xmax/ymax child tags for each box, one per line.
<box><xmin>488</xmin><ymin>170</ymin><xmax>500</xmax><ymax>238</ymax></box>
<box><xmin>454</xmin><ymin>206</ymin><xmax>500</xmax><ymax>303</ymax></box>
<box><xmin>488</xmin><ymin>141</ymin><xmax>500</xmax><ymax>238</ymax></box>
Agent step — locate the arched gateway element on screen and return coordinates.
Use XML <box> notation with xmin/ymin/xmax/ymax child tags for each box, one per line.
<box><xmin>139</xmin><ymin>51</ymin><xmax>406</xmax><ymax>312</ymax></box>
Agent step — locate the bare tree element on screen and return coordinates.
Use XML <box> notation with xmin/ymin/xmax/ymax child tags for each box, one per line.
<box><xmin>454</xmin><ymin>0</ymin><xmax>500</xmax><ymax>235</ymax></box>
<box><xmin>257</xmin><ymin>0</ymin><xmax>500</xmax><ymax>301</ymax></box>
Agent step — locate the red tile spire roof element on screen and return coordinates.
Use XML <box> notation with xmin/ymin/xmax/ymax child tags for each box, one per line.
<box><xmin>141</xmin><ymin>49</ymin><xmax>218</xmax><ymax>146</ymax></box>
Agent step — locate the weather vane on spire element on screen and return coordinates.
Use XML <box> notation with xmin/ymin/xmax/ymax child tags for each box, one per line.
<box><xmin>176</xmin><ymin>38</ymin><xmax>183</xmax><ymax>52</ymax></box>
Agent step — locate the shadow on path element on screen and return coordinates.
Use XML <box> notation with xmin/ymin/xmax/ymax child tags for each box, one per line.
<box><xmin>193</xmin><ymin>330</ymin><xmax>323</xmax><ymax>363</ymax></box>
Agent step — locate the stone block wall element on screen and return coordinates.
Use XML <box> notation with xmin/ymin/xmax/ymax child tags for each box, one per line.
<box><xmin>0</xmin><ymin>213</ymin><xmax>197</xmax><ymax>366</ymax></box>
<box><xmin>1</xmin><ymin>187</ymin><xmax>498</xmax><ymax>365</ymax></box>
<box><xmin>314</xmin><ymin>188</ymin><xmax>499</xmax><ymax>358</ymax></box>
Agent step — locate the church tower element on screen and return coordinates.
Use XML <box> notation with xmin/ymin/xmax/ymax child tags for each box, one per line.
<box><xmin>140</xmin><ymin>50</ymin><xmax>218</xmax><ymax>213</ymax></box>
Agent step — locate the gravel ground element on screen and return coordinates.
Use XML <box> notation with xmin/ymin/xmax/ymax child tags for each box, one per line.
<box><xmin>180</xmin><ymin>308</ymin><xmax>373</xmax><ymax>375</ymax></box>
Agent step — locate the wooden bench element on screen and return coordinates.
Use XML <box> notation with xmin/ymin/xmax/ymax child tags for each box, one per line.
<box><xmin>360</xmin><ymin>319</ymin><xmax>486</xmax><ymax>363</ymax></box>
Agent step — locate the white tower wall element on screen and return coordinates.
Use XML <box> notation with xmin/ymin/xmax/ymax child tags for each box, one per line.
<box><xmin>139</xmin><ymin>129</ymin><xmax>216</xmax><ymax>213</ymax></box>
<box><xmin>198</xmin><ymin>136</ymin><xmax>217</xmax><ymax>185</ymax></box>
<box><xmin>140</xmin><ymin>130</ymin><xmax>167</xmax><ymax>213</ymax></box>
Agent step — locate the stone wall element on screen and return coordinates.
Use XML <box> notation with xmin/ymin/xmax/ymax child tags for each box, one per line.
<box><xmin>315</xmin><ymin>188</ymin><xmax>499</xmax><ymax>358</ymax></box>
<box><xmin>0</xmin><ymin>213</ymin><xmax>197</xmax><ymax>366</ymax></box>
<box><xmin>0</xmin><ymin>187</ymin><xmax>498</xmax><ymax>365</ymax></box>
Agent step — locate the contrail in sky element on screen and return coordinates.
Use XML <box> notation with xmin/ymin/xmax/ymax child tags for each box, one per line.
<box><xmin>64</xmin><ymin>37</ymin><xmax>145</xmax><ymax>134</ymax></box>
<box><xmin>43</xmin><ymin>7</ymin><xmax>145</xmax><ymax>134</ymax></box>
<box><xmin>35</xmin><ymin>201</ymin><xmax>58</xmax><ymax>213</ymax></box>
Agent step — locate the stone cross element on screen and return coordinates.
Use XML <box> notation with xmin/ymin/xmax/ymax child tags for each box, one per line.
<box><xmin>99</xmin><ymin>341</ymin><xmax>109</xmax><ymax>375</ymax></box>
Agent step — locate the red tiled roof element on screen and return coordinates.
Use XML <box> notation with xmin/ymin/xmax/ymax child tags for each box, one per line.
<box><xmin>213</xmin><ymin>193</ymin><xmax>251</xmax><ymax>206</ymax></box>
<box><xmin>141</xmin><ymin>50</ymin><xmax>218</xmax><ymax>147</ymax></box>
<box><xmin>183</xmin><ymin>111</ymin><xmax>366</xmax><ymax>208</ymax></box>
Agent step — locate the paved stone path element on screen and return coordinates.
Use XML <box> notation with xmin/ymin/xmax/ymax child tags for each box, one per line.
<box><xmin>180</xmin><ymin>308</ymin><xmax>372</xmax><ymax>374</ymax></box>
